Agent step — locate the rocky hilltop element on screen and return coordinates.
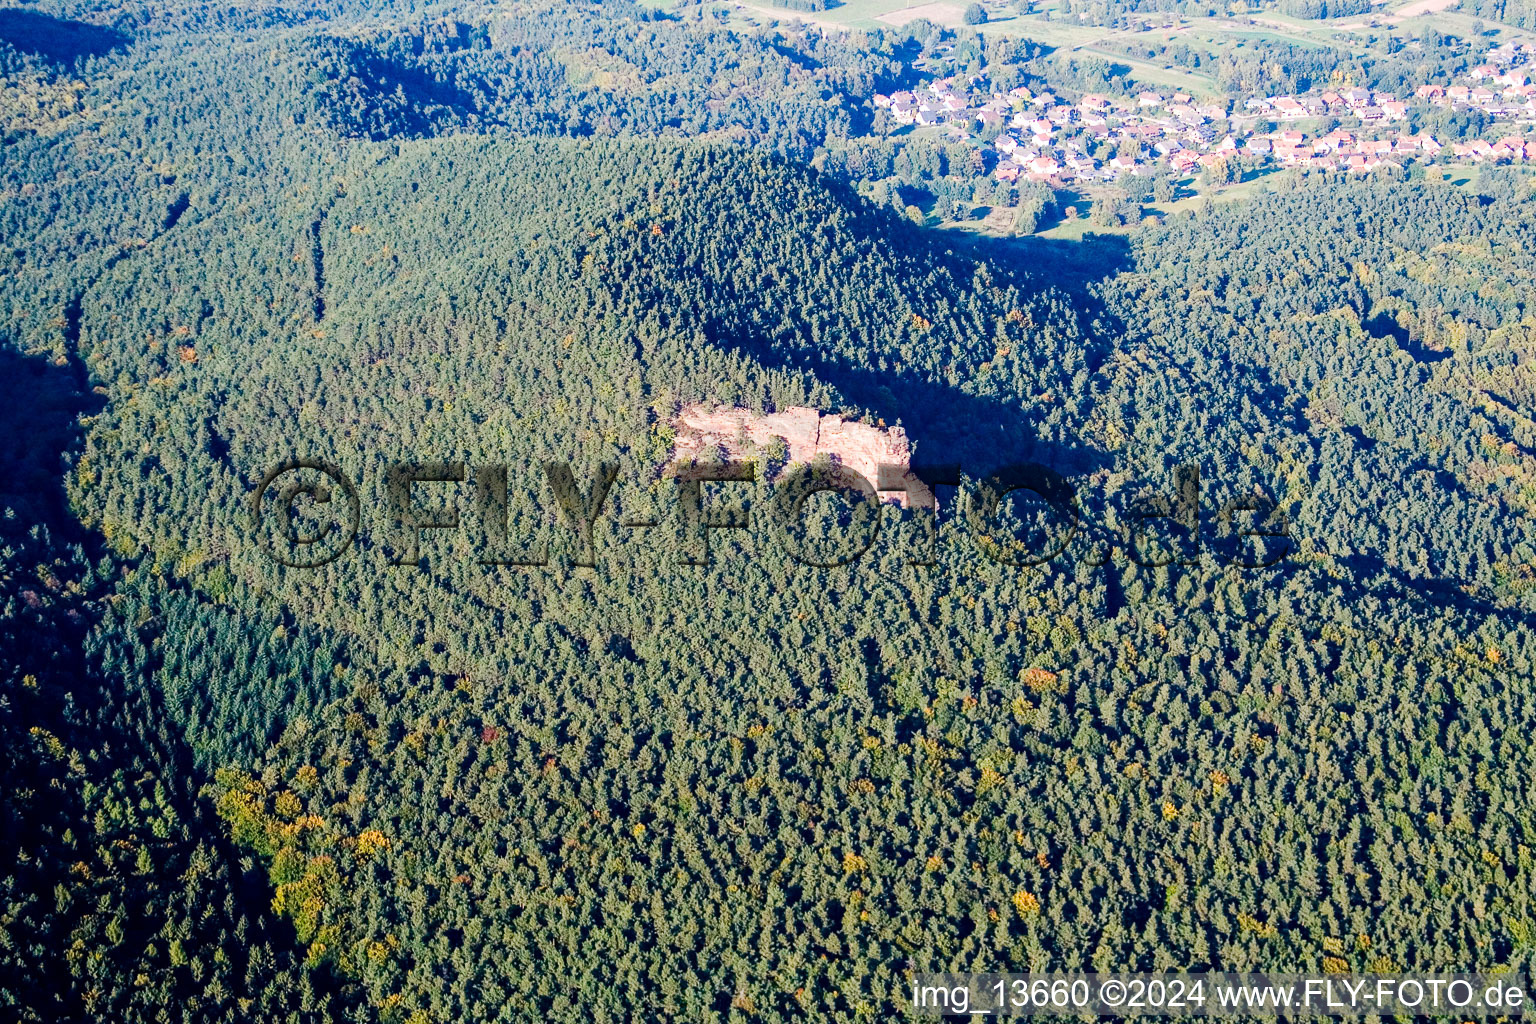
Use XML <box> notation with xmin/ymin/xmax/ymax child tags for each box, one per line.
<box><xmin>669</xmin><ymin>404</ymin><xmax>934</xmax><ymax>508</ymax></box>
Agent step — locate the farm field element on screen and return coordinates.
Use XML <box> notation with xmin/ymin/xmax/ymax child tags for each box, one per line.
<box><xmin>937</xmin><ymin>160</ymin><xmax>1533</xmax><ymax>245</ymax></box>
<box><xmin>718</xmin><ymin>0</ymin><xmax>1536</xmax><ymax>81</ymax></box>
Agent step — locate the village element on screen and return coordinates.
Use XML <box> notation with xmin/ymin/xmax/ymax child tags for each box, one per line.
<box><xmin>874</xmin><ymin>38</ymin><xmax>1536</xmax><ymax>184</ymax></box>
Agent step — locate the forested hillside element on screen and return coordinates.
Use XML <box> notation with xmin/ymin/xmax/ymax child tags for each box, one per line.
<box><xmin>2</xmin><ymin>0</ymin><xmax>1534</xmax><ymax>1022</ymax></box>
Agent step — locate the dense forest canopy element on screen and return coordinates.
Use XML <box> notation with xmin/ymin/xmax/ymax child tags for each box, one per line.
<box><xmin>2</xmin><ymin>0</ymin><xmax>1534</xmax><ymax>1022</ymax></box>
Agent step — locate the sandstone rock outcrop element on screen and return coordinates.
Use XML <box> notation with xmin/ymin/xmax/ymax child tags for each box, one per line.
<box><xmin>669</xmin><ymin>404</ymin><xmax>934</xmax><ymax>508</ymax></box>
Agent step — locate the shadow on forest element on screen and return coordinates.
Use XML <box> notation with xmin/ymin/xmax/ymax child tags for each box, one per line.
<box><xmin>0</xmin><ymin>348</ymin><xmax>101</xmax><ymax>528</ymax></box>
<box><xmin>0</xmin><ymin>345</ymin><xmax>366</xmax><ymax>1020</ymax></box>
<box><xmin>1365</xmin><ymin>309</ymin><xmax>1449</xmax><ymax>364</ymax></box>
<box><xmin>967</xmin><ymin>231</ymin><xmax>1133</xmax><ymax>294</ymax></box>
<box><xmin>0</xmin><ymin>10</ymin><xmax>129</xmax><ymax>65</ymax></box>
<box><xmin>724</xmin><ymin>213</ymin><xmax>1130</xmax><ymax>479</ymax></box>
<box><xmin>778</xmin><ymin>357</ymin><xmax>1115</xmax><ymax>480</ymax></box>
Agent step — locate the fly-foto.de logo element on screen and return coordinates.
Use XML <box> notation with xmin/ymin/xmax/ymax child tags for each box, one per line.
<box><xmin>250</xmin><ymin>459</ymin><xmax>1291</xmax><ymax>571</ymax></box>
